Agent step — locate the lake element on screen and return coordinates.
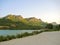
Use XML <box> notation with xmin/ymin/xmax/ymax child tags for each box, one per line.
<box><xmin>0</xmin><ymin>30</ymin><xmax>40</xmax><ymax>36</ymax></box>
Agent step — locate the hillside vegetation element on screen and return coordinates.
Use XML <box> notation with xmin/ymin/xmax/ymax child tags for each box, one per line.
<box><xmin>0</xmin><ymin>14</ymin><xmax>60</xmax><ymax>30</ymax></box>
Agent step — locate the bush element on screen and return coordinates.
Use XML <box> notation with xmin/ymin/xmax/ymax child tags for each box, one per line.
<box><xmin>0</xmin><ymin>36</ymin><xmax>7</xmax><ymax>42</ymax></box>
<box><xmin>16</xmin><ymin>34</ymin><xmax>21</xmax><ymax>38</ymax></box>
<box><xmin>6</xmin><ymin>35</ymin><xmax>12</xmax><ymax>40</ymax></box>
<box><xmin>32</xmin><ymin>31</ymin><xmax>40</xmax><ymax>35</ymax></box>
<box><xmin>21</xmin><ymin>32</ymin><xmax>29</xmax><ymax>37</ymax></box>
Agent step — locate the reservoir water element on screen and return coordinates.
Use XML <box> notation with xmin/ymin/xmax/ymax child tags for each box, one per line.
<box><xmin>0</xmin><ymin>30</ymin><xmax>40</xmax><ymax>36</ymax></box>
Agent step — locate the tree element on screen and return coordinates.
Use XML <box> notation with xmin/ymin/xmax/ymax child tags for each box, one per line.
<box><xmin>55</xmin><ymin>24</ymin><xmax>60</xmax><ymax>30</ymax></box>
<box><xmin>46</xmin><ymin>23</ymin><xmax>53</xmax><ymax>29</ymax></box>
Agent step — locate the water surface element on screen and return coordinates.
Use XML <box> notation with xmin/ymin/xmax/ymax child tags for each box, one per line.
<box><xmin>0</xmin><ymin>30</ymin><xmax>40</xmax><ymax>36</ymax></box>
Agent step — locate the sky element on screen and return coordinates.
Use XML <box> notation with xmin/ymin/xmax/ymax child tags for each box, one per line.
<box><xmin>0</xmin><ymin>0</ymin><xmax>60</xmax><ymax>24</ymax></box>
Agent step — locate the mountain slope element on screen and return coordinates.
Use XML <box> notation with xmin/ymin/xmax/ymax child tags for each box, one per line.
<box><xmin>0</xmin><ymin>14</ymin><xmax>46</xmax><ymax>30</ymax></box>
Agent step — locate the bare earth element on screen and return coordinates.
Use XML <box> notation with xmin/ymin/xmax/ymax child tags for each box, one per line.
<box><xmin>0</xmin><ymin>31</ymin><xmax>60</xmax><ymax>45</ymax></box>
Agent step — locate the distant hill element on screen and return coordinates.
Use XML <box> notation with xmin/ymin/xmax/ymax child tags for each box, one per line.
<box><xmin>51</xmin><ymin>22</ymin><xmax>57</xmax><ymax>25</ymax></box>
<box><xmin>0</xmin><ymin>14</ymin><xmax>47</xmax><ymax>30</ymax></box>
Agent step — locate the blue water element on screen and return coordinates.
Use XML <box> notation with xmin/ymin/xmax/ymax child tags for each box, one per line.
<box><xmin>0</xmin><ymin>30</ymin><xmax>39</xmax><ymax>36</ymax></box>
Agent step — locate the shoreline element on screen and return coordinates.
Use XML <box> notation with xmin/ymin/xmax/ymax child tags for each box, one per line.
<box><xmin>0</xmin><ymin>31</ymin><xmax>60</xmax><ymax>45</ymax></box>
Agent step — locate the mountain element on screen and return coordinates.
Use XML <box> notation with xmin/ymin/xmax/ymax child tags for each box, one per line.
<box><xmin>25</xmin><ymin>17</ymin><xmax>43</xmax><ymax>26</ymax></box>
<box><xmin>4</xmin><ymin>14</ymin><xmax>23</xmax><ymax>22</ymax></box>
<box><xmin>0</xmin><ymin>14</ymin><xmax>46</xmax><ymax>30</ymax></box>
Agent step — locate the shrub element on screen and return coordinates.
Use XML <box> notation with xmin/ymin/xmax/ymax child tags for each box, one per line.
<box><xmin>16</xmin><ymin>34</ymin><xmax>21</xmax><ymax>38</ymax></box>
<box><xmin>0</xmin><ymin>36</ymin><xmax>7</xmax><ymax>42</ymax></box>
